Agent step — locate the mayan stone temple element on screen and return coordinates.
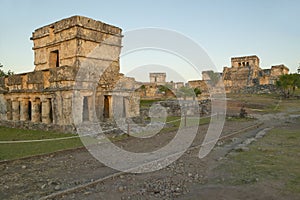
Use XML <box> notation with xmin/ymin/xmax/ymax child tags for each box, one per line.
<box><xmin>0</xmin><ymin>16</ymin><xmax>140</xmax><ymax>132</ymax></box>
<box><xmin>222</xmin><ymin>55</ymin><xmax>289</xmax><ymax>93</ymax></box>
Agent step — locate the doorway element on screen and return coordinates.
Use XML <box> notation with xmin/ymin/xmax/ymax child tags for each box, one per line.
<box><xmin>103</xmin><ymin>95</ymin><xmax>111</xmax><ymax>119</ymax></box>
<box><xmin>28</xmin><ymin>101</ymin><xmax>32</xmax><ymax>121</ymax></box>
<box><xmin>82</xmin><ymin>96</ymin><xmax>89</xmax><ymax>122</ymax></box>
<box><xmin>49</xmin><ymin>50</ymin><xmax>59</xmax><ymax>68</ymax></box>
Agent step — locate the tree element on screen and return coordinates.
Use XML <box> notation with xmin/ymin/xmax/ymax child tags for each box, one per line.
<box><xmin>158</xmin><ymin>85</ymin><xmax>168</xmax><ymax>93</ymax></box>
<box><xmin>193</xmin><ymin>87</ymin><xmax>202</xmax><ymax>97</ymax></box>
<box><xmin>276</xmin><ymin>73</ymin><xmax>300</xmax><ymax>98</ymax></box>
<box><xmin>206</xmin><ymin>71</ymin><xmax>221</xmax><ymax>86</ymax></box>
<box><xmin>157</xmin><ymin>84</ymin><xmax>176</xmax><ymax>98</ymax></box>
<box><xmin>0</xmin><ymin>63</ymin><xmax>5</xmax><ymax>77</ymax></box>
<box><xmin>139</xmin><ymin>84</ymin><xmax>147</xmax><ymax>96</ymax></box>
<box><xmin>176</xmin><ymin>86</ymin><xmax>195</xmax><ymax>100</ymax></box>
<box><xmin>0</xmin><ymin>63</ymin><xmax>14</xmax><ymax>77</ymax></box>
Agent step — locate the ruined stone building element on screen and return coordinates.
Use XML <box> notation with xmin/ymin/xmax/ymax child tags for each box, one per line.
<box><xmin>222</xmin><ymin>55</ymin><xmax>289</xmax><ymax>93</ymax></box>
<box><xmin>137</xmin><ymin>73</ymin><xmax>185</xmax><ymax>99</ymax></box>
<box><xmin>187</xmin><ymin>55</ymin><xmax>289</xmax><ymax>95</ymax></box>
<box><xmin>187</xmin><ymin>71</ymin><xmax>220</xmax><ymax>98</ymax></box>
<box><xmin>0</xmin><ymin>16</ymin><xmax>139</xmax><ymax>132</ymax></box>
<box><xmin>149</xmin><ymin>72</ymin><xmax>166</xmax><ymax>85</ymax></box>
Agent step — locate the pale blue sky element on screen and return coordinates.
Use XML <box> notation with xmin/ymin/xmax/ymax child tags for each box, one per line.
<box><xmin>0</xmin><ymin>0</ymin><xmax>299</xmax><ymax>81</ymax></box>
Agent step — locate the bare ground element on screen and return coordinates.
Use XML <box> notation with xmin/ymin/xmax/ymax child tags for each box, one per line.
<box><xmin>1</xmin><ymin>98</ymin><xmax>300</xmax><ymax>200</ymax></box>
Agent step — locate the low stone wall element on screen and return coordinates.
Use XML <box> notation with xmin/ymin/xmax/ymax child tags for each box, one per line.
<box><xmin>0</xmin><ymin>120</ymin><xmax>76</xmax><ymax>134</ymax></box>
<box><xmin>140</xmin><ymin>100</ymin><xmax>211</xmax><ymax>119</ymax></box>
<box><xmin>240</xmin><ymin>84</ymin><xmax>277</xmax><ymax>94</ymax></box>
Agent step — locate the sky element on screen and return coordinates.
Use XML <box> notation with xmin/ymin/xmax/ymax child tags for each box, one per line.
<box><xmin>0</xmin><ymin>0</ymin><xmax>299</xmax><ymax>82</ymax></box>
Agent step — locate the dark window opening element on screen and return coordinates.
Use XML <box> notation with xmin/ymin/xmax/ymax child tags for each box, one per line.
<box><xmin>103</xmin><ymin>95</ymin><xmax>111</xmax><ymax>119</ymax></box>
<box><xmin>83</xmin><ymin>96</ymin><xmax>89</xmax><ymax>122</ymax></box>
<box><xmin>49</xmin><ymin>99</ymin><xmax>53</xmax><ymax>123</ymax></box>
<box><xmin>238</xmin><ymin>62</ymin><xmax>241</xmax><ymax>67</ymax></box>
<box><xmin>39</xmin><ymin>102</ymin><xmax>42</xmax><ymax>122</ymax></box>
<box><xmin>122</xmin><ymin>97</ymin><xmax>126</xmax><ymax>118</ymax></box>
<box><xmin>18</xmin><ymin>102</ymin><xmax>21</xmax><ymax>120</ymax></box>
<box><xmin>28</xmin><ymin>101</ymin><xmax>32</xmax><ymax>121</ymax></box>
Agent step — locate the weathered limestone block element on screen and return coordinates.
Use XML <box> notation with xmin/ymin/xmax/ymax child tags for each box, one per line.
<box><xmin>7</xmin><ymin>75</ymin><xmax>22</xmax><ymax>86</ymax></box>
<box><xmin>188</xmin><ymin>80</ymin><xmax>209</xmax><ymax>94</ymax></box>
<box><xmin>20</xmin><ymin>99</ymin><xmax>29</xmax><ymax>121</ymax></box>
<box><xmin>129</xmin><ymin>93</ymin><xmax>140</xmax><ymax>117</ymax></box>
<box><xmin>6</xmin><ymin>99</ymin><xmax>12</xmax><ymax>120</ymax></box>
<box><xmin>150</xmin><ymin>73</ymin><xmax>166</xmax><ymax>84</ymax></box>
<box><xmin>27</xmin><ymin>71</ymin><xmax>43</xmax><ymax>84</ymax></box>
<box><xmin>270</xmin><ymin>65</ymin><xmax>289</xmax><ymax>77</ymax></box>
<box><xmin>12</xmin><ymin>100</ymin><xmax>20</xmax><ymax>121</ymax></box>
<box><xmin>43</xmin><ymin>71</ymin><xmax>51</xmax><ymax>89</ymax></box>
<box><xmin>49</xmin><ymin>66</ymin><xmax>78</xmax><ymax>82</ymax></box>
<box><xmin>0</xmin><ymin>77</ymin><xmax>5</xmax><ymax>88</ymax></box>
<box><xmin>41</xmin><ymin>98</ymin><xmax>51</xmax><ymax>124</ymax></box>
<box><xmin>72</xmin><ymin>92</ymin><xmax>84</xmax><ymax>124</ymax></box>
<box><xmin>0</xmin><ymin>94</ymin><xmax>7</xmax><ymax>120</ymax></box>
<box><xmin>62</xmin><ymin>96</ymin><xmax>73</xmax><ymax>125</ymax></box>
<box><xmin>31</xmin><ymin>99</ymin><xmax>41</xmax><ymax>122</ymax></box>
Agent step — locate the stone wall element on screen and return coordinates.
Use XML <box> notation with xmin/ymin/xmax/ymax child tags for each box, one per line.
<box><xmin>31</xmin><ymin>16</ymin><xmax>122</xmax><ymax>71</ymax></box>
<box><xmin>149</xmin><ymin>73</ymin><xmax>166</xmax><ymax>84</ymax></box>
<box><xmin>240</xmin><ymin>84</ymin><xmax>277</xmax><ymax>94</ymax></box>
<box><xmin>187</xmin><ymin>80</ymin><xmax>209</xmax><ymax>95</ymax></box>
<box><xmin>140</xmin><ymin>99</ymin><xmax>210</xmax><ymax>119</ymax></box>
<box><xmin>0</xmin><ymin>16</ymin><xmax>140</xmax><ymax>133</ymax></box>
<box><xmin>222</xmin><ymin>55</ymin><xmax>289</xmax><ymax>93</ymax></box>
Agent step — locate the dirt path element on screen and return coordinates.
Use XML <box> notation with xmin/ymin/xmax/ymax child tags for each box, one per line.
<box><xmin>51</xmin><ymin>114</ymin><xmax>299</xmax><ymax>200</ymax></box>
<box><xmin>0</xmin><ymin>119</ymin><xmax>260</xmax><ymax>200</ymax></box>
<box><xmin>1</xmin><ymin>98</ymin><xmax>300</xmax><ymax>200</ymax></box>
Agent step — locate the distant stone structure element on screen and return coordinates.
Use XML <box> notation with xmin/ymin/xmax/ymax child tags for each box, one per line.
<box><xmin>137</xmin><ymin>73</ymin><xmax>185</xmax><ymax>99</ymax></box>
<box><xmin>187</xmin><ymin>80</ymin><xmax>208</xmax><ymax>95</ymax></box>
<box><xmin>187</xmin><ymin>56</ymin><xmax>289</xmax><ymax>95</ymax></box>
<box><xmin>0</xmin><ymin>16</ymin><xmax>139</xmax><ymax>132</ymax></box>
<box><xmin>222</xmin><ymin>55</ymin><xmax>289</xmax><ymax>93</ymax></box>
<box><xmin>187</xmin><ymin>71</ymin><xmax>221</xmax><ymax>98</ymax></box>
<box><xmin>174</xmin><ymin>82</ymin><xmax>184</xmax><ymax>89</ymax></box>
<box><xmin>149</xmin><ymin>73</ymin><xmax>166</xmax><ymax>85</ymax></box>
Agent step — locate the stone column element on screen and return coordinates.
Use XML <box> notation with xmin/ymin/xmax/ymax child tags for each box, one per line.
<box><xmin>12</xmin><ymin>100</ymin><xmax>20</xmax><ymax>121</ymax></box>
<box><xmin>88</xmin><ymin>95</ymin><xmax>97</xmax><ymax>122</ymax></box>
<box><xmin>73</xmin><ymin>92</ymin><xmax>83</xmax><ymax>124</ymax></box>
<box><xmin>6</xmin><ymin>99</ymin><xmax>12</xmax><ymax>120</ymax></box>
<box><xmin>31</xmin><ymin>99</ymin><xmax>41</xmax><ymax>123</ymax></box>
<box><xmin>42</xmin><ymin>98</ymin><xmax>51</xmax><ymax>124</ymax></box>
<box><xmin>20</xmin><ymin>99</ymin><xmax>29</xmax><ymax>121</ymax></box>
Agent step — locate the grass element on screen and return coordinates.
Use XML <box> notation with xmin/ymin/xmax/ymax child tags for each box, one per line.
<box><xmin>226</xmin><ymin>116</ymin><xmax>256</xmax><ymax>122</ymax></box>
<box><xmin>215</xmin><ymin>121</ymin><xmax>300</xmax><ymax>194</ymax></box>
<box><xmin>227</xmin><ymin>93</ymin><xmax>300</xmax><ymax>113</ymax></box>
<box><xmin>140</xmin><ymin>99</ymin><xmax>163</xmax><ymax>108</ymax></box>
<box><xmin>0</xmin><ymin>127</ymin><xmax>83</xmax><ymax>161</ymax></box>
<box><xmin>0</xmin><ymin>115</ymin><xmax>212</xmax><ymax>161</ymax></box>
<box><xmin>126</xmin><ymin>115</ymin><xmax>211</xmax><ymax>138</ymax></box>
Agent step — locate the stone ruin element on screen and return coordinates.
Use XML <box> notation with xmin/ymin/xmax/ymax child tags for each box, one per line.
<box><xmin>0</xmin><ymin>16</ymin><xmax>140</xmax><ymax>133</ymax></box>
<box><xmin>137</xmin><ymin>73</ymin><xmax>184</xmax><ymax>99</ymax></box>
<box><xmin>0</xmin><ymin>16</ymin><xmax>291</xmax><ymax>133</ymax></box>
<box><xmin>149</xmin><ymin>72</ymin><xmax>166</xmax><ymax>85</ymax></box>
<box><xmin>222</xmin><ymin>55</ymin><xmax>289</xmax><ymax>93</ymax></box>
<box><xmin>188</xmin><ymin>55</ymin><xmax>289</xmax><ymax>95</ymax></box>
